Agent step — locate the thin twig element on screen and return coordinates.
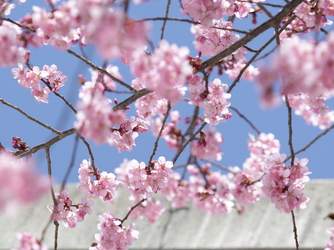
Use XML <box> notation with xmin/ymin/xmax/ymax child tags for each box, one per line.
<box><xmin>173</xmin><ymin>122</ymin><xmax>207</xmax><ymax>164</ymax></box>
<box><xmin>243</xmin><ymin>45</ymin><xmax>258</xmax><ymax>53</ymax></box>
<box><xmin>254</xmin><ymin>45</ymin><xmax>277</xmax><ymax>62</ymax></box>
<box><xmin>257</xmin><ymin>3</ymin><xmax>274</xmax><ymax>18</ymax></box>
<box><xmin>291</xmin><ymin>210</ymin><xmax>299</xmax><ymax>250</ymax></box>
<box><xmin>46</xmin><ymin>147</ymin><xmax>58</xmax><ymax>206</ymax></box>
<box><xmin>285</xmin><ymin>124</ymin><xmax>334</xmax><ymax>162</ymax></box>
<box><xmin>25</xmin><ymin>62</ymin><xmax>77</xmax><ymax>114</ymax></box>
<box><xmin>285</xmin><ymin>96</ymin><xmax>295</xmax><ymax>166</ymax></box>
<box><xmin>121</xmin><ymin>198</ymin><xmax>147</xmax><ymax>223</ymax></box>
<box><xmin>148</xmin><ymin>102</ymin><xmax>171</xmax><ymax>166</ymax></box>
<box><xmin>113</xmin><ymin>89</ymin><xmax>152</xmax><ymax>111</ymax></box>
<box><xmin>136</xmin><ymin>17</ymin><xmax>249</xmax><ymax>34</ymax></box>
<box><xmin>0</xmin><ymin>98</ymin><xmax>61</xmax><ymax>134</ymax></box>
<box><xmin>39</xmin><ymin>219</ymin><xmax>52</xmax><ymax>244</ymax></box>
<box><xmin>1</xmin><ymin>17</ymin><xmax>35</xmax><ymax>32</ymax></box>
<box><xmin>53</xmin><ymin>221</ymin><xmax>59</xmax><ymax>250</ymax></box>
<box><xmin>184</xmin><ymin>106</ymin><xmax>199</xmax><ymax>136</ymax></box>
<box><xmin>160</xmin><ymin>0</ymin><xmax>171</xmax><ymax>40</ymax></box>
<box><xmin>198</xmin><ymin>0</ymin><xmax>304</xmax><ymax>71</ymax></box>
<box><xmin>227</xmin><ymin>15</ymin><xmax>296</xmax><ymax>94</ymax></box>
<box><xmin>76</xmin><ymin>133</ymin><xmax>98</xmax><ymax>177</ymax></box>
<box><xmin>66</xmin><ymin>49</ymin><xmax>136</xmax><ymax>92</ymax></box>
<box><xmin>60</xmin><ymin>134</ymin><xmax>80</xmax><ymax>191</ymax></box>
<box><xmin>230</xmin><ymin>106</ymin><xmax>261</xmax><ymax>135</ymax></box>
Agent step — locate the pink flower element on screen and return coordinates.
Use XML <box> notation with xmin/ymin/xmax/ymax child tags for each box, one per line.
<box><xmin>93</xmin><ymin>211</ymin><xmax>139</xmax><ymax>250</ymax></box>
<box><xmin>12</xmin><ymin>232</ymin><xmax>48</xmax><ymax>250</ymax></box>
<box><xmin>31</xmin><ymin>84</ymin><xmax>50</xmax><ymax>103</ymax></box>
<box><xmin>131</xmin><ymin>40</ymin><xmax>192</xmax><ymax>105</ymax></box>
<box><xmin>262</xmin><ymin>154</ymin><xmax>311</xmax><ymax>213</ymax></box>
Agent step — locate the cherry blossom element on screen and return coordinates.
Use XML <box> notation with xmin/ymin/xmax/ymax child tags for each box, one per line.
<box><xmin>191</xmin><ymin>127</ymin><xmax>224</xmax><ymax>160</ymax></box>
<box><xmin>91</xmin><ymin>211</ymin><xmax>139</xmax><ymax>250</ymax></box>
<box><xmin>12</xmin><ymin>232</ymin><xmax>48</xmax><ymax>250</ymax></box>
<box><xmin>78</xmin><ymin>159</ymin><xmax>122</xmax><ymax>201</ymax></box>
<box><xmin>0</xmin><ymin>23</ymin><xmax>26</xmax><ymax>66</ymax></box>
<box><xmin>191</xmin><ymin>18</ymin><xmax>239</xmax><ymax>56</ymax></box>
<box><xmin>262</xmin><ymin>154</ymin><xmax>311</xmax><ymax>213</ymax></box>
<box><xmin>131</xmin><ymin>40</ymin><xmax>192</xmax><ymax>105</ymax></box>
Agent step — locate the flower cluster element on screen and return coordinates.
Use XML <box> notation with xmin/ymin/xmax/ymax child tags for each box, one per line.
<box><xmin>190</xmin><ymin>127</ymin><xmax>224</xmax><ymax>160</ymax></box>
<box><xmin>131</xmin><ymin>40</ymin><xmax>192</xmax><ymax>105</ymax></box>
<box><xmin>248</xmin><ymin>133</ymin><xmax>280</xmax><ymax>156</ymax></box>
<box><xmin>0</xmin><ymin>152</ymin><xmax>48</xmax><ymax>214</ymax></box>
<box><xmin>48</xmin><ymin>188</ymin><xmax>94</xmax><ymax>228</ymax></box>
<box><xmin>257</xmin><ymin>32</ymin><xmax>334</xmax><ymax>107</ymax></box>
<box><xmin>191</xmin><ymin>18</ymin><xmax>239</xmax><ymax>56</ymax></box>
<box><xmin>188</xmin><ymin>77</ymin><xmax>232</xmax><ymax>125</ymax></box>
<box><xmin>108</xmin><ymin>115</ymin><xmax>150</xmax><ymax>153</ymax></box>
<box><xmin>232</xmin><ymin>133</ymin><xmax>281</xmax><ymax>206</ymax></box>
<box><xmin>181</xmin><ymin>0</ymin><xmax>255</xmax><ymax>26</ymax></box>
<box><xmin>127</xmin><ymin>157</ymin><xmax>173</xmax><ymax>199</ymax></box>
<box><xmin>12</xmin><ymin>232</ymin><xmax>48</xmax><ymax>250</ymax></box>
<box><xmin>74</xmin><ymin>89</ymin><xmax>126</xmax><ymax>145</ymax></box>
<box><xmin>262</xmin><ymin>154</ymin><xmax>311</xmax><ymax>213</ymax></box>
<box><xmin>90</xmin><ymin>211</ymin><xmax>138</xmax><ymax>250</ymax></box>
<box><xmin>0</xmin><ymin>23</ymin><xmax>26</xmax><ymax>66</ymax></box>
<box><xmin>157</xmin><ymin>164</ymin><xmax>236</xmax><ymax>215</ymax></box>
<box><xmin>75</xmin><ymin>71</ymin><xmax>151</xmax><ymax>150</ymax></box>
<box><xmin>25</xmin><ymin>0</ymin><xmax>149</xmax><ymax>57</ymax></box>
<box><xmin>12</xmin><ymin>63</ymin><xmax>67</xmax><ymax>103</ymax></box>
<box><xmin>287</xmin><ymin>93</ymin><xmax>334</xmax><ymax>130</ymax></box>
<box><xmin>78</xmin><ymin>159</ymin><xmax>122</xmax><ymax>201</ymax></box>
<box><xmin>295</xmin><ymin>0</ymin><xmax>334</xmax><ymax>29</ymax></box>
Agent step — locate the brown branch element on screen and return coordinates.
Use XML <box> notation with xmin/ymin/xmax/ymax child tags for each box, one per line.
<box><xmin>53</xmin><ymin>221</ymin><xmax>59</xmax><ymax>250</ymax></box>
<box><xmin>173</xmin><ymin>122</ymin><xmax>207</xmax><ymax>164</ymax></box>
<box><xmin>113</xmin><ymin>89</ymin><xmax>152</xmax><ymax>111</ymax></box>
<box><xmin>0</xmin><ymin>98</ymin><xmax>61</xmax><ymax>134</ymax></box>
<box><xmin>46</xmin><ymin>147</ymin><xmax>58</xmax><ymax>206</ymax></box>
<box><xmin>243</xmin><ymin>45</ymin><xmax>258</xmax><ymax>53</ymax></box>
<box><xmin>285</xmin><ymin>96</ymin><xmax>295</xmax><ymax>166</ymax></box>
<box><xmin>148</xmin><ymin>102</ymin><xmax>172</xmax><ymax>167</ymax></box>
<box><xmin>76</xmin><ymin>133</ymin><xmax>98</xmax><ymax>177</ymax></box>
<box><xmin>227</xmin><ymin>15</ymin><xmax>296</xmax><ymax>94</ymax></box>
<box><xmin>184</xmin><ymin>106</ymin><xmax>200</xmax><ymax>136</ymax></box>
<box><xmin>291</xmin><ymin>210</ymin><xmax>299</xmax><ymax>250</ymax></box>
<box><xmin>160</xmin><ymin>0</ymin><xmax>171</xmax><ymax>41</ymax></box>
<box><xmin>198</xmin><ymin>0</ymin><xmax>304</xmax><ymax>71</ymax></box>
<box><xmin>14</xmin><ymin>128</ymin><xmax>77</xmax><ymax>158</ymax></box>
<box><xmin>121</xmin><ymin>198</ymin><xmax>147</xmax><ymax>223</ymax></box>
<box><xmin>1</xmin><ymin>17</ymin><xmax>36</xmax><ymax>32</ymax></box>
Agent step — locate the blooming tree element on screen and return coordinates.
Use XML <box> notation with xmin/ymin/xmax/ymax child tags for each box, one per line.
<box><xmin>1</xmin><ymin>0</ymin><xmax>334</xmax><ymax>249</ymax></box>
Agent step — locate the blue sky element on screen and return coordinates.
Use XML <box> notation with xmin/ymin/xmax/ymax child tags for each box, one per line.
<box><xmin>0</xmin><ymin>0</ymin><xmax>333</xmax><ymax>185</ymax></box>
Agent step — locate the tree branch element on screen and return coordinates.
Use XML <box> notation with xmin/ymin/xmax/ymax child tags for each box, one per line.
<box><xmin>0</xmin><ymin>98</ymin><xmax>61</xmax><ymax>134</ymax></box>
<box><xmin>198</xmin><ymin>0</ymin><xmax>304</xmax><ymax>70</ymax></box>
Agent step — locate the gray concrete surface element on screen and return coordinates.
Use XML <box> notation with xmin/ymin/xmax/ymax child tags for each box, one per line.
<box><xmin>1</xmin><ymin>179</ymin><xmax>333</xmax><ymax>250</ymax></box>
